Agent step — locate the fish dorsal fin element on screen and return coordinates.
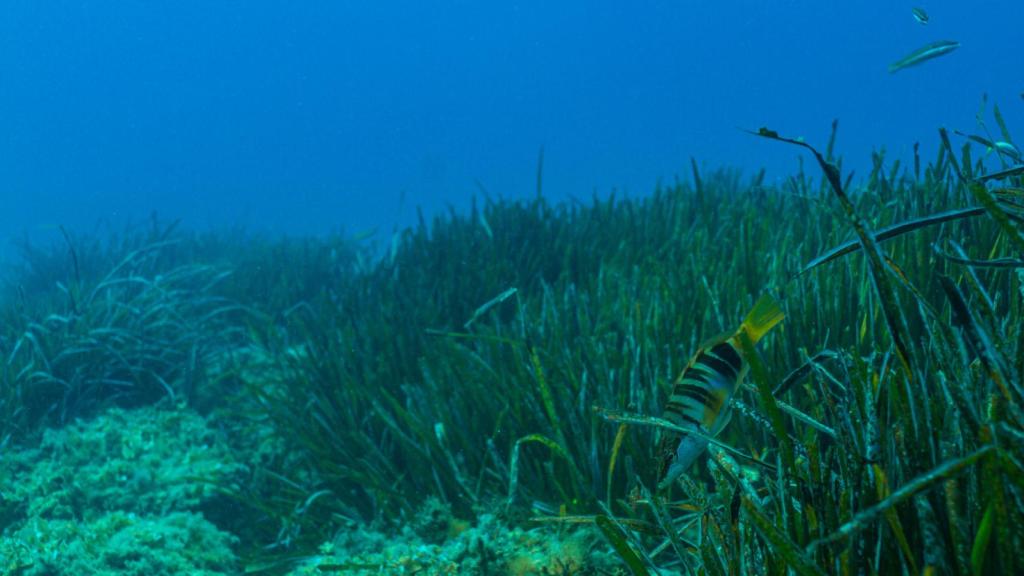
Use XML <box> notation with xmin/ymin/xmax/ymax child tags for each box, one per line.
<box><xmin>738</xmin><ymin>294</ymin><xmax>784</xmax><ymax>345</ymax></box>
<box><xmin>696</xmin><ymin>331</ymin><xmax>733</xmax><ymax>352</ymax></box>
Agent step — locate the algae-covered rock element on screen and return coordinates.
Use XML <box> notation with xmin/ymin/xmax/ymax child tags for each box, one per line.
<box><xmin>0</xmin><ymin>510</ymin><xmax>238</xmax><ymax>576</ymax></box>
<box><xmin>0</xmin><ymin>403</ymin><xmax>244</xmax><ymax>574</ymax></box>
<box><xmin>287</xmin><ymin>505</ymin><xmax>623</xmax><ymax>576</ymax></box>
<box><xmin>0</xmin><ymin>403</ymin><xmax>245</xmax><ymax>523</ymax></box>
<box><xmin>409</xmin><ymin>496</ymin><xmax>461</xmax><ymax>545</ymax></box>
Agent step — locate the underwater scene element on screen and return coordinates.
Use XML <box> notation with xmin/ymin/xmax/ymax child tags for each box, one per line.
<box><xmin>2</xmin><ymin>2</ymin><xmax>1024</xmax><ymax>575</ymax></box>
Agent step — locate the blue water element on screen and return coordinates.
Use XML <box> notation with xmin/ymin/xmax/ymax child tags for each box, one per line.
<box><xmin>1</xmin><ymin>1</ymin><xmax>1020</xmax><ymax>245</ymax></box>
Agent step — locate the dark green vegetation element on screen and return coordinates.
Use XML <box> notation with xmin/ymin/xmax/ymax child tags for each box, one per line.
<box><xmin>1</xmin><ymin>105</ymin><xmax>1022</xmax><ymax>574</ymax></box>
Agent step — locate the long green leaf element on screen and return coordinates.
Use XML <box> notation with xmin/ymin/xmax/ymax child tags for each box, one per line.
<box><xmin>809</xmin><ymin>445</ymin><xmax>994</xmax><ymax>550</ymax></box>
<box><xmin>798</xmin><ymin>207</ymin><xmax>991</xmax><ymax>275</ymax></box>
<box><xmin>595</xmin><ymin>515</ymin><xmax>652</xmax><ymax>576</ymax></box>
<box><xmin>753</xmin><ymin>126</ymin><xmax>916</xmax><ymax>380</ymax></box>
<box><xmin>971</xmin><ymin>502</ymin><xmax>996</xmax><ymax>576</ymax></box>
<box><xmin>742</xmin><ymin>497</ymin><xmax>827</xmax><ymax>576</ymax></box>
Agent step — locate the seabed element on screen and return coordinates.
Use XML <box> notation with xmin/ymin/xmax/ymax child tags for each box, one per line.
<box><xmin>2</xmin><ymin>115</ymin><xmax>1022</xmax><ymax>575</ymax></box>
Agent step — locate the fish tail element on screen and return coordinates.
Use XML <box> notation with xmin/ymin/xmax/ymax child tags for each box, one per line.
<box><xmin>739</xmin><ymin>294</ymin><xmax>784</xmax><ymax>344</ymax></box>
<box><xmin>658</xmin><ymin>433</ymin><xmax>709</xmax><ymax>491</ymax></box>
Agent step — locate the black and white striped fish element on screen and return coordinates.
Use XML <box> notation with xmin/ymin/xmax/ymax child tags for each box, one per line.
<box><xmin>656</xmin><ymin>294</ymin><xmax>784</xmax><ymax>490</ymax></box>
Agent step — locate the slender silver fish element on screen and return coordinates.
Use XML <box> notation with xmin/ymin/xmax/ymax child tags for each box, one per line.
<box><xmin>912</xmin><ymin>7</ymin><xmax>929</xmax><ymax>25</ymax></box>
<box><xmin>888</xmin><ymin>40</ymin><xmax>960</xmax><ymax>73</ymax></box>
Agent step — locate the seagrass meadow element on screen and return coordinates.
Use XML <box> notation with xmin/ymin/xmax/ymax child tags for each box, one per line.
<box><xmin>1</xmin><ymin>111</ymin><xmax>1023</xmax><ymax>575</ymax></box>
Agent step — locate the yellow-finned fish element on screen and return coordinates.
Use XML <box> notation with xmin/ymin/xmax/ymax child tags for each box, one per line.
<box><xmin>656</xmin><ymin>294</ymin><xmax>784</xmax><ymax>490</ymax></box>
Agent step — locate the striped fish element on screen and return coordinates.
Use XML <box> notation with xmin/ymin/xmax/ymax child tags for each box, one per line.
<box><xmin>656</xmin><ymin>294</ymin><xmax>784</xmax><ymax>490</ymax></box>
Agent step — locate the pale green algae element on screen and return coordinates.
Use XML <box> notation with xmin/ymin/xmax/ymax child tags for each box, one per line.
<box><xmin>286</xmin><ymin>498</ymin><xmax>626</xmax><ymax>576</ymax></box>
<box><xmin>4</xmin><ymin>403</ymin><xmax>245</xmax><ymax>518</ymax></box>
<box><xmin>0</xmin><ymin>403</ymin><xmax>244</xmax><ymax>575</ymax></box>
<box><xmin>1</xmin><ymin>511</ymin><xmax>237</xmax><ymax>576</ymax></box>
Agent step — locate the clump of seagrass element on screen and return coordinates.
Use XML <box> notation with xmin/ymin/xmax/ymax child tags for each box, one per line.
<box><xmin>0</xmin><ymin>234</ymin><xmax>248</xmax><ymax>437</ymax></box>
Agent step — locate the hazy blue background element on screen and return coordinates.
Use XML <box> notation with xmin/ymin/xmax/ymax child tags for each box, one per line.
<box><xmin>1</xmin><ymin>1</ymin><xmax>1020</xmax><ymax>247</ymax></box>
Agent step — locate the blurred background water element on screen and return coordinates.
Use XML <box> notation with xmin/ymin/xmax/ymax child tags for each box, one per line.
<box><xmin>1</xmin><ymin>0</ymin><xmax>1020</xmax><ymax>248</ymax></box>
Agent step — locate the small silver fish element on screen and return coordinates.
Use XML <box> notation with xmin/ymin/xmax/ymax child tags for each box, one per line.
<box><xmin>888</xmin><ymin>40</ymin><xmax>960</xmax><ymax>74</ymax></box>
<box><xmin>912</xmin><ymin>7</ymin><xmax>929</xmax><ymax>25</ymax></box>
<box><xmin>992</xmin><ymin>141</ymin><xmax>1021</xmax><ymax>162</ymax></box>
